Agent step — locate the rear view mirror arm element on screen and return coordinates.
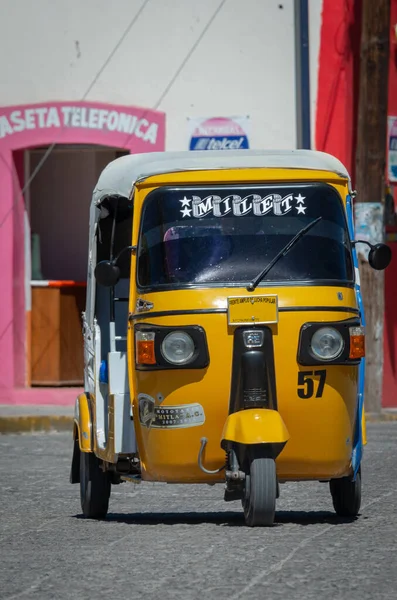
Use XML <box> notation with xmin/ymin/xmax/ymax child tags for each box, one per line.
<box><xmin>351</xmin><ymin>239</ymin><xmax>373</xmax><ymax>250</ymax></box>
<box><xmin>113</xmin><ymin>245</ymin><xmax>136</xmax><ymax>265</ymax></box>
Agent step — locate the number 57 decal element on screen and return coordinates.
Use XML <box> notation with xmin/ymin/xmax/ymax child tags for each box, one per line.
<box><xmin>297</xmin><ymin>370</ymin><xmax>327</xmax><ymax>399</ymax></box>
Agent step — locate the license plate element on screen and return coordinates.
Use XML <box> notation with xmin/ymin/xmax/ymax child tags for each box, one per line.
<box><xmin>227</xmin><ymin>295</ymin><xmax>278</xmax><ymax>325</ymax></box>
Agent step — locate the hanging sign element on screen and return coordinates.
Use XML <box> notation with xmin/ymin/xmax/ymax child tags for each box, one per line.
<box><xmin>387</xmin><ymin>116</ymin><xmax>397</xmax><ymax>182</ymax></box>
<box><xmin>354</xmin><ymin>202</ymin><xmax>384</xmax><ymax>260</ymax></box>
<box><xmin>188</xmin><ymin>116</ymin><xmax>250</xmax><ymax>151</ymax></box>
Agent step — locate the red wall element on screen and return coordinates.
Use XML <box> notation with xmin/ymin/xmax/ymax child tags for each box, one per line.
<box><xmin>317</xmin><ymin>0</ymin><xmax>397</xmax><ymax>407</ymax></box>
<box><xmin>315</xmin><ymin>0</ymin><xmax>362</xmax><ymax>184</ymax></box>
<box><xmin>383</xmin><ymin>0</ymin><xmax>397</xmax><ymax>408</ymax></box>
<box><xmin>383</xmin><ymin>230</ymin><xmax>397</xmax><ymax>408</ymax></box>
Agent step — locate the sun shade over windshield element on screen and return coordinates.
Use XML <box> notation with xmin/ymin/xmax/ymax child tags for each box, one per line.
<box><xmin>137</xmin><ymin>183</ymin><xmax>353</xmax><ymax>290</ymax></box>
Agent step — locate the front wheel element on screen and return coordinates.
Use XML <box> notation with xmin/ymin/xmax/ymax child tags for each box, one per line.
<box><xmin>80</xmin><ymin>451</ymin><xmax>111</xmax><ymax>519</ymax></box>
<box><xmin>330</xmin><ymin>469</ymin><xmax>361</xmax><ymax>517</ymax></box>
<box><xmin>242</xmin><ymin>457</ymin><xmax>277</xmax><ymax>527</ymax></box>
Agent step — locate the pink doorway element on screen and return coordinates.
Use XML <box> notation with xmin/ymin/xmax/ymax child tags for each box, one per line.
<box><xmin>0</xmin><ymin>101</ymin><xmax>165</xmax><ymax>405</ymax></box>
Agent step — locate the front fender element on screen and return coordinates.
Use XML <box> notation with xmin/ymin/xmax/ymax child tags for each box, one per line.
<box><xmin>221</xmin><ymin>408</ymin><xmax>289</xmax><ymax>449</ymax></box>
<box><xmin>73</xmin><ymin>393</ymin><xmax>93</xmax><ymax>452</ymax></box>
<box><xmin>71</xmin><ymin>393</ymin><xmax>94</xmax><ymax>484</ymax></box>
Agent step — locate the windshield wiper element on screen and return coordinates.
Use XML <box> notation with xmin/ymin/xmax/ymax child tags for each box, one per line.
<box><xmin>246</xmin><ymin>216</ymin><xmax>323</xmax><ymax>292</ymax></box>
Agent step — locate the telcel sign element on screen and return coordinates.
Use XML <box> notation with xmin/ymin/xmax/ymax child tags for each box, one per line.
<box><xmin>188</xmin><ymin>116</ymin><xmax>250</xmax><ymax>151</ymax></box>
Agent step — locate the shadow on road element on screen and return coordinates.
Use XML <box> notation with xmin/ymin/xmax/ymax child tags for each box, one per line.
<box><xmin>72</xmin><ymin>510</ymin><xmax>357</xmax><ymax>527</ymax></box>
<box><xmin>276</xmin><ymin>510</ymin><xmax>357</xmax><ymax>526</ymax></box>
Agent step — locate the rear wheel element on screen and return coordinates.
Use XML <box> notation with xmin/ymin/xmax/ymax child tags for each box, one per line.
<box><xmin>243</xmin><ymin>457</ymin><xmax>277</xmax><ymax>527</ymax></box>
<box><xmin>80</xmin><ymin>451</ymin><xmax>111</xmax><ymax>519</ymax></box>
<box><xmin>330</xmin><ymin>469</ymin><xmax>361</xmax><ymax>517</ymax></box>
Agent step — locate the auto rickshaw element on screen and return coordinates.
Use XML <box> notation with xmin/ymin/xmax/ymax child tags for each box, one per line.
<box><xmin>70</xmin><ymin>149</ymin><xmax>391</xmax><ymax>526</ymax></box>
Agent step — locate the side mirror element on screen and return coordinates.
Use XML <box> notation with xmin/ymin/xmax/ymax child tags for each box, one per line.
<box><xmin>94</xmin><ymin>260</ymin><xmax>121</xmax><ymax>287</ymax></box>
<box><xmin>368</xmin><ymin>243</ymin><xmax>392</xmax><ymax>270</ymax></box>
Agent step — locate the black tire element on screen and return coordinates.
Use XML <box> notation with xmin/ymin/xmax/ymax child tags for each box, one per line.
<box><xmin>330</xmin><ymin>469</ymin><xmax>361</xmax><ymax>517</ymax></box>
<box><xmin>80</xmin><ymin>451</ymin><xmax>111</xmax><ymax>519</ymax></box>
<box><xmin>243</xmin><ymin>457</ymin><xmax>277</xmax><ymax>527</ymax></box>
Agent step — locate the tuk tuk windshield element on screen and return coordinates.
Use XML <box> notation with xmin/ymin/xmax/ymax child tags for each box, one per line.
<box><xmin>137</xmin><ymin>183</ymin><xmax>353</xmax><ymax>289</ymax></box>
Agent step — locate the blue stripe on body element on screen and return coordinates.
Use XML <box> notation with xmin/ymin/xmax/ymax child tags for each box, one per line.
<box><xmin>346</xmin><ymin>194</ymin><xmax>365</xmax><ymax>479</ymax></box>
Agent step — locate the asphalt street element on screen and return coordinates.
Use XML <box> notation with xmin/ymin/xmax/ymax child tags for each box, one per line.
<box><xmin>0</xmin><ymin>423</ymin><xmax>396</xmax><ymax>600</ymax></box>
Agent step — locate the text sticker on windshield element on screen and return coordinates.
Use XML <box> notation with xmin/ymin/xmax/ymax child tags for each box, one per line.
<box><xmin>227</xmin><ymin>295</ymin><xmax>278</xmax><ymax>325</ymax></box>
<box><xmin>179</xmin><ymin>193</ymin><xmax>307</xmax><ymax>219</ymax></box>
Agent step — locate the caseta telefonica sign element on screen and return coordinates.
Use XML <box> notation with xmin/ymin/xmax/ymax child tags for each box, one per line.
<box><xmin>0</xmin><ymin>102</ymin><xmax>163</xmax><ymax>145</ymax></box>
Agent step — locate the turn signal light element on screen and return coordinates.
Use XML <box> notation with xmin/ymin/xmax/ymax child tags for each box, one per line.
<box><xmin>136</xmin><ymin>332</ymin><xmax>156</xmax><ymax>365</ymax></box>
<box><xmin>349</xmin><ymin>326</ymin><xmax>365</xmax><ymax>359</ymax></box>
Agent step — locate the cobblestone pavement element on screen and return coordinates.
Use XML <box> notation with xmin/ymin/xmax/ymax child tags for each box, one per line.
<box><xmin>0</xmin><ymin>423</ymin><xmax>396</xmax><ymax>600</ymax></box>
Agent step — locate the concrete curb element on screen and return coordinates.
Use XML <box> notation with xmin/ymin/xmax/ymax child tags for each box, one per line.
<box><xmin>0</xmin><ymin>411</ymin><xmax>397</xmax><ymax>434</ymax></box>
<box><xmin>366</xmin><ymin>412</ymin><xmax>397</xmax><ymax>422</ymax></box>
<box><xmin>0</xmin><ymin>416</ymin><xmax>74</xmax><ymax>434</ymax></box>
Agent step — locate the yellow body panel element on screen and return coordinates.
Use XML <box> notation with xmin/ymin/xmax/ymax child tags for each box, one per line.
<box><xmin>126</xmin><ymin>167</ymin><xmax>361</xmax><ymax>483</ymax></box>
<box><xmin>73</xmin><ymin>393</ymin><xmax>92</xmax><ymax>452</ymax></box>
<box><xmin>221</xmin><ymin>408</ymin><xmax>289</xmax><ymax>445</ymax></box>
<box><xmin>129</xmin><ymin>301</ymin><xmax>358</xmax><ymax>482</ymax></box>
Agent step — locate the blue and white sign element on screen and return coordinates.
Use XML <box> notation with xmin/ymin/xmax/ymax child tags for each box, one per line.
<box><xmin>188</xmin><ymin>116</ymin><xmax>250</xmax><ymax>151</ymax></box>
<box><xmin>388</xmin><ymin>116</ymin><xmax>397</xmax><ymax>182</ymax></box>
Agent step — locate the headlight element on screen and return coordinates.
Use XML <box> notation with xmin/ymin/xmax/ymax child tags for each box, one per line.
<box><xmin>310</xmin><ymin>327</ymin><xmax>344</xmax><ymax>360</ymax></box>
<box><xmin>161</xmin><ymin>331</ymin><xmax>195</xmax><ymax>365</ymax></box>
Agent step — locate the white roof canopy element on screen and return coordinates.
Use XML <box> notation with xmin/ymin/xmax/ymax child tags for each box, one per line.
<box><xmin>92</xmin><ymin>149</ymin><xmax>351</xmax><ymax>206</ymax></box>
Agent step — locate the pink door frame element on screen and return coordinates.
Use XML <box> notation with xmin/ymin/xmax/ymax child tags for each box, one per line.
<box><xmin>0</xmin><ymin>100</ymin><xmax>165</xmax><ymax>404</ymax></box>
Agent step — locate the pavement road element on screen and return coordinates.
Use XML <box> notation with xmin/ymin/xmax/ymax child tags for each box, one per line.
<box><xmin>0</xmin><ymin>423</ymin><xmax>396</xmax><ymax>600</ymax></box>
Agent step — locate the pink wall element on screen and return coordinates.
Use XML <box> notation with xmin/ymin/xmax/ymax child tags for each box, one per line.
<box><xmin>0</xmin><ymin>100</ymin><xmax>165</xmax><ymax>403</ymax></box>
<box><xmin>0</xmin><ymin>151</ymin><xmax>16</xmax><ymax>398</ymax></box>
<box><xmin>12</xmin><ymin>153</ymin><xmax>27</xmax><ymax>388</ymax></box>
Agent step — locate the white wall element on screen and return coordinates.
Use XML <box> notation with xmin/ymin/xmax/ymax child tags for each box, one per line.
<box><xmin>0</xmin><ymin>0</ymin><xmax>322</xmax><ymax>150</ymax></box>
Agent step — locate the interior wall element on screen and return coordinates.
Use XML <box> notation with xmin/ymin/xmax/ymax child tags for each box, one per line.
<box><xmin>29</xmin><ymin>146</ymin><xmax>123</xmax><ymax>282</ymax></box>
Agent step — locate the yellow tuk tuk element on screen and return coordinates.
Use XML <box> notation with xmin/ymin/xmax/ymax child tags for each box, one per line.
<box><xmin>70</xmin><ymin>150</ymin><xmax>391</xmax><ymax>526</ymax></box>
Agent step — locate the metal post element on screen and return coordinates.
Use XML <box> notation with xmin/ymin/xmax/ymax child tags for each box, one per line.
<box><xmin>294</xmin><ymin>0</ymin><xmax>311</xmax><ymax>149</ymax></box>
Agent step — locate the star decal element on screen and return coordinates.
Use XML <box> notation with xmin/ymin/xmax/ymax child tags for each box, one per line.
<box><xmin>296</xmin><ymin>204</ymin><xmax>307</xmax><ymax>215</ymax></box>
<box><xmin>180</xmin><ymin>206</ymin><xmax>192</xmax><ymax>217</ymax></box>
<box><xmin>295</xmin><ymin>193</ymin><xmax>306</xmax><ymax>204</ymax></box>
<box><xmin>179</xmin><ymin>196</ymin><xmax>191</xmax><ymax>208</ymax></box>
